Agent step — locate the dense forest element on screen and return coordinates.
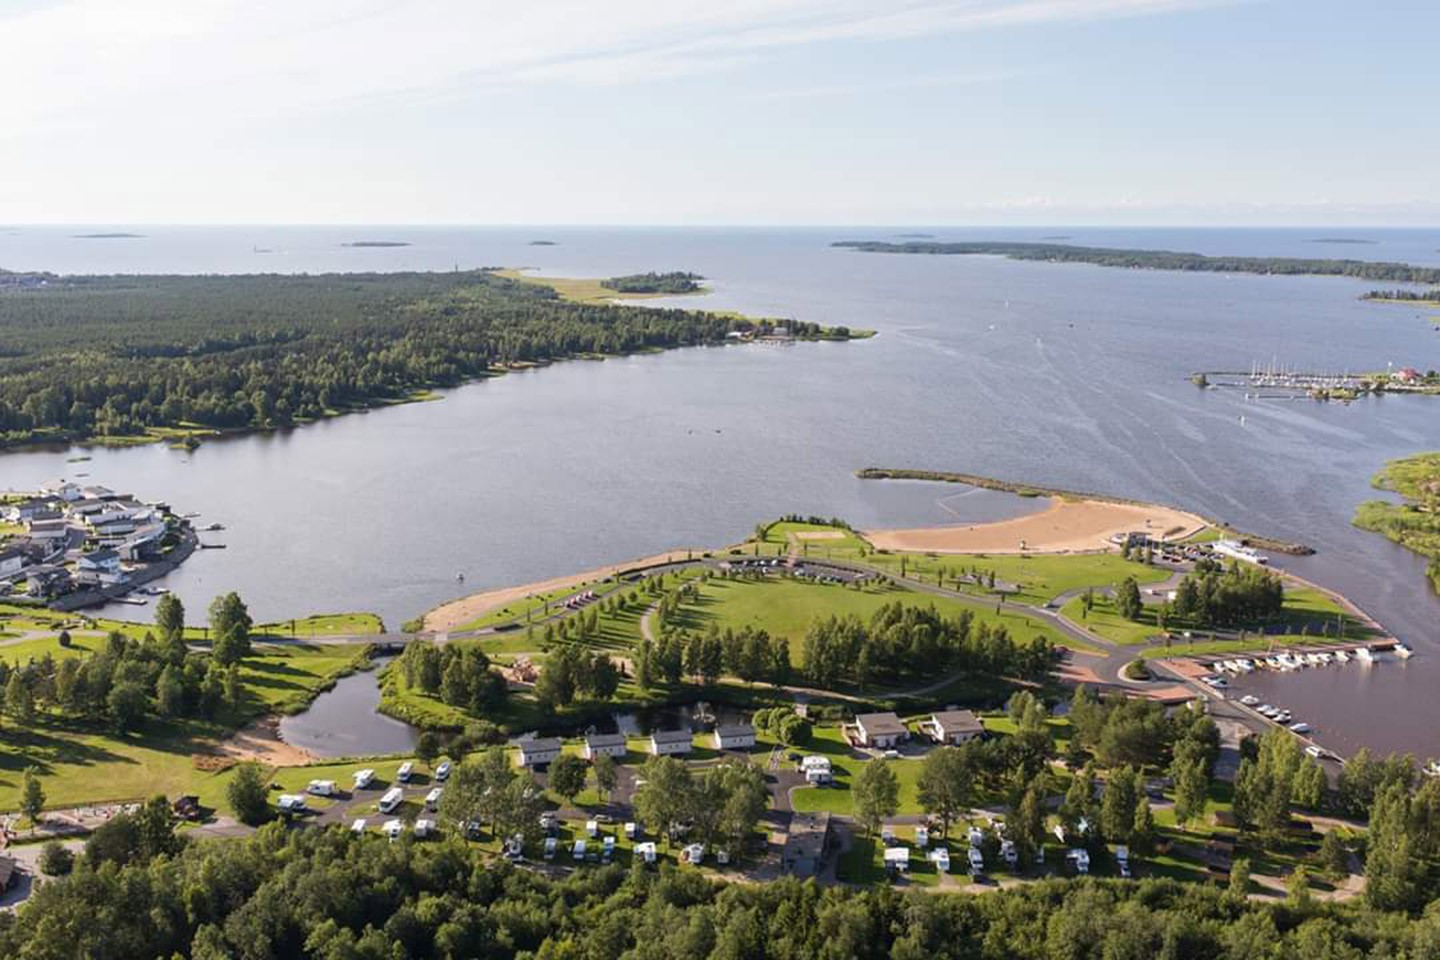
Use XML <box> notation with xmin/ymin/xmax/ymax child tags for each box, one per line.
<box><xmin>832</xmin><ymin>241</ymin><xmax>1440</xmax><ymax>283</ymax></box>
<box><xmin>1362</xmin><ymin>288</ymin><xmax>1440</xmax><ymax>302</ymax></box>
<box><xmin>7</xmin><ymin>819</ymin><xmax>1440</xmax><ymax>960</ymax></box>
<box><xmin>0</xmin><ymin>270</ymin><xmax>749</xmax><ymax>446</ymax></box>
<box><xmin>600</xmin><ymin>271</ymin><xmax>705</xmax><ymax>294</ymax></box>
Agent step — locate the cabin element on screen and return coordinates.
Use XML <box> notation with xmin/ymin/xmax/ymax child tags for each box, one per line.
<box><xmin>854</xmin><ymin>712</ymin><xmax>908</xmax><ymax>749</ymax></box>
<box><xmin>712</xmin><ymin>723</ymin><xmax>756</xmax><ymax>751</ymax></box>
<box><xmin>583</xmin><ymin>732</ymin><xmax>628</xmax><ymax>760</ymax></box>
<box><xmin>922</xmin><ymin>709</ymin><xmax>984</xmax><ymax>745</ymax></box>
<box><xmin>647</xmin><ymin>729</ymin><xmax>693</xmax><ymax>756</ymax></box>
<box><xmin>516</xmin><ymin>737</ymin><xmax>563</xmax><ymax>767</ymax></box>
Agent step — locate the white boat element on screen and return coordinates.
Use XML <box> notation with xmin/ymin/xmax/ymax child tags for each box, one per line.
<box><xmin>1356</xmin><ymin>647</ymin><xmax>1375</xmax><ymax>664</ymax></box>
<box><xmin>1393</xmin><ymin>642</ymin><xmax>1414</xmax><ymax>659</ymax></box>
<box><xmin>1289</xmin><ymin>722</ymin><xmax>1311</xmax><ymax>733</ymax></box>
<box><xmin>1334</xmin><ymin>650</ymin><xmax>1350</xmax><ymax>663</ymax></box>
<box><xmin>1240</xmin><ymin>695</ymin><xmax>1259</xmax><ymax>706</ymax></box>
<box><xmin>1423</xmin><ymin>761</ymin><xmax>1440</xmax><ymax>778</ymax></box>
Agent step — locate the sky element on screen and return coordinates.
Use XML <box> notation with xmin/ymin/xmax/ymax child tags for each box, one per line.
<box><xmin>3</xmin><ymin>0</ymin><xmax>1438</xmax><ymax>226</ymax></box>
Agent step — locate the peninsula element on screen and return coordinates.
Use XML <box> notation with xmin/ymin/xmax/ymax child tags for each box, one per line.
<box><xmin>831</xmin><ymin>240</ymin><xmax>1440</xmax><ymax>284</ymax></box>
<box><xmin>0</xmin><ymin>268</ymin><xmax>865</xmax><ymax>450</ymax></box>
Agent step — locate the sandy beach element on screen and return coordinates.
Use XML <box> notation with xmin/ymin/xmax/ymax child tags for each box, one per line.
<box><xmin>423</xmin><ymin>549</ymin><xmax>701</xmax><ymax>632</ymax></box>
<box><xmin>863</xmin><ymin>498</ymin><xmax>1206</xmax><ymax>554</ymax></box>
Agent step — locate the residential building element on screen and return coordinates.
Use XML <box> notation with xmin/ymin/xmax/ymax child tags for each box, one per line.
<box><xmin>647</xmin><ymin>729</ymin><xmax>693</xmax><ymax>756</ymax></box>
<box><xmin>923</xmin><ymin>710</ymin><xmax>985</xmax><ymax>745</ymax></box>
<box><xmin>712</xmin><ymin>723</ymin><xmax>756</xmax><ymax>750</ymax></box>
<box><xmin>516</xmin><ymin>737</ymin><xmax>563</xmax><ymax>767</ymax></box>
<box><xmin>854</xmin><ymin>712</ymin><xmax>908</xmax><ymax>748</ymax></box>
<box><xmin>582</xmin><ymin>732</ymin><xmax>628</xmax><ymax>760</ymax></box>
<box><xmin>0</xmin><ymin>545</ymin><xmax>29</xmax><ymax>577</ymax></box>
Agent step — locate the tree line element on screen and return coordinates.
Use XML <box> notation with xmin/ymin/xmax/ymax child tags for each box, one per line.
<box><xmin>600</xmin><ymin>271</ymin><xmax>704</xmax><ymax>294</ymax></box>
<box><xmin>11</xmin><ymin>811</ymin><xmax>1440</xmax><ymax>958</ymax></box>
<box><xmin>0</xmin><ymin>271</ymin><xmax>742</xmax><ymax>446</ymax></box>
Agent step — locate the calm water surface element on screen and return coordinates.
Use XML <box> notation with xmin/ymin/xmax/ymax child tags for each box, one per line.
<box><xmin>2</xmin><ymin>226</ymin><xmax>1438</xmax><ymax>757</ymax></box>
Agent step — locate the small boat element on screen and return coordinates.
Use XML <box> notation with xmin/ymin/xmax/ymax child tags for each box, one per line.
<box><xmin>456</xmin><ymin>572</ymin><xmax>465</xmax><ymax>581</ymax></box>
<box><xmin>111</xmin><ymin>596</ymin><xmax>148</xmax><ymax>606</ymax></box>
<box><xmin>1334</xmin><ymin>650</ymin><xmax>1350</xmax><ymax>663</ymax></box>
<box><xmin>1289</xmin><ymin>722</ymin><xmax>1311</xmax><ymax>734</ymax></box>
<box><xmin>1393</xmin><ymin>642</ymin><xmax>1414</xmax><ymax>659</ymax></box>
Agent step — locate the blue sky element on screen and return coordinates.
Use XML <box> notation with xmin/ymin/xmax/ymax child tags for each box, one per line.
<box><xmin>3</xmin><ymin>0</ymin><xmax>1436</xmax><ymax>225</ymax></box>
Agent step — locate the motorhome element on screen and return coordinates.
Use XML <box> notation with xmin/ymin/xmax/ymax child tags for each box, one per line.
<box><xmin>378</xmin><ymin>787</ymin><xmax>404</xmax><ymax>814</ymax></box>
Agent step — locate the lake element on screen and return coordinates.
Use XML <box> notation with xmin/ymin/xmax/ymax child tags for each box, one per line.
<box><xmin>2</xmin><ymin>225</ymin><xmax>1438</xmax><ymax>757</ymax></box>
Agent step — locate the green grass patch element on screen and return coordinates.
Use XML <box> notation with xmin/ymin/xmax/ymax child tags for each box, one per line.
<box><xmin>255</xmin><ymin>613</ymin><xmax>385</xmax><ymax>638</ymax></box>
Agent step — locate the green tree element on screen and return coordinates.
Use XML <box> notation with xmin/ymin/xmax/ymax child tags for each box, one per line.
<box><xmin>209</xmin><ymin>592</ymin><xmax>252</xmax><ymax>664</ymax></box>
<box><xmin>1318</xmin><ymin>830</ymin><xmax>1349</xmax><ymax>880</ymax></box>
<box><xmin>415</xmin><ymin>731</ymin><xmax>441</xmax><ymax>769</ymax></box>
<box><xmin>37</xmin><ymin>840</ymin><xmax>73</xmax><ymax>876</ymax></box>
<box><xmin>156</xmin><ymin>664</ymin><xmax>186</xmax><ymax>717</ymax></box>
<box><xmin>1100</xmin><ymin>766</ymin><xmax>1140</xmax><ymax>843</ymax></box>
<box><xmin>633</xmin><ymin>756</ymin><xmax>693</xmax><ymax>844</ymax></box>
<box><xmin>227</xmin><ymin>761</ymin><xmax>270</xmax><ymax>826</ymax></box>
<box><xmin>915</xmin><ymin>746</ymin><xmax>972</xmax><ymax>838</ymax></box>
<box><xmin>593</xmin><ymin>753</ymin><xmax>618</xmax><ymax>803</ymax></box>
<box><xmin>1116</xmin><ymin>577</ymin><xmax>1143</xmax><ymax>621</ymax></box>
<box><xmin>1171</xmin><ymin>754</ymin><xmax>1210</xmax><ymax>827</ymax></box>
<box><xmin>155</xmin><ymin>593</ymin><xmax>185</xmax><ymax>642</ymax></box>
<box><xmin>5</xmin><ymin>671</ymin><xmax>34</xmax><ymax>723</ymax></box>
<box><xmin>1130</xmin><ymin>798</ymin><xmax>1156</xmax><ymax>856</ymax></box>
<box><xmin>107</xmin><ymin>680</ymin><xmax>149</xmax><ymax>733</ymax></box>
<box><xmin>1365</xmin><ymin>780</ymin><xmax>1424</xmax><ymax>912</ymax></box>
<box><xmin>1228</xmin><ymin>857</ymin><xmax>1252</xmax><ymax>899</ymax></box>
<box><xmin>705</xmin><ymin>759</ymin><xmax>769</xmax><ymax>854</ymax></box>
<box><xmin>21</xmin><ymin>767</ymin><xmax>45</xmax><ymax>832</ymax></box>
<box><xmin>548</xmin><ymin>753</ymin><xmax>589</xmax><ymax>807</ymax></box>
<box><xmin>852</xmin><ymin>759</ymin><xmax>900</xmax><ymax>837</ymax></box>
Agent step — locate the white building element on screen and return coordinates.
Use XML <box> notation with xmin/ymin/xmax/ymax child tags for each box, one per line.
<box><xmin>583</xmin><ymin>732</ymin><xmax>628</xmax><ymax>759</ymax></box>
<box><xmin>648</xmin><ymin>729</ymin><xmax>693</xmax><ymax>756</ymax></box>
<box><xmin>712</xmin><ymin>723</ymin><xmax>756</xmax><ymax>751</ymax></box>
<box><xmin>76</xmin><ymin>549</ymin><xmax>122</xmax><ymax>575</ymax></box>
<box><xmin>923</xmin><ymin>710</ymin><xmax>984</xmax><ymax>745</ymax></box>
<box><xmin>0</xmin><ymin>546</ymin><xmax>29</xmax><ymax>577</ymax></box>
<box><xmin>854</xmin><ymin>712</ymin><xmax>908</xmax><ymax>748</ymax></box>
<box><xmin>516</xmin><ymin>737</ymin><xmax>563</xmax><ymax>767</ymax></box>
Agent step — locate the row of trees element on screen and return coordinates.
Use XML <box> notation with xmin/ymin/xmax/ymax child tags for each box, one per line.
<box><xmin>631</xmin><ymin>755</ymin><xmax>770</xmax><ymax>854</ymax></box>
<box><xmin>24</xmin><ymin>815</ymin><xmax>1440</xmax><ymax>959</ymax></box>
<box><xmin>1171</xmin><ymin>559</ymin><xmax>1285</xmax><ymax>627</ymax></box>
<box><xmin>636</xmin><ymin>624</ymin><xmax>791</xmax><ymax>691</ymax></box>
<box><xmin>802</xmin><ymin>603</ymin><xmax>1057</xmax><ymax>690</ymax></box>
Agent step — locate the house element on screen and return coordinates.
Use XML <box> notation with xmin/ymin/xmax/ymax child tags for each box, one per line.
<box><xmin>923</xmin><ymin>709</ymin><xmax>984</xmax><ymax>745</ymax></box>
<box><xmin>80</xmin><ymin>485</ymin><xmax>117</xmax><ymax>500</ymax></box>
<box><xmin>854</xmin><ymin>712</ymin><xmax>908</xmax><ymax>748</ymax></box>
<box><xmin>0</xmin><ymin>545</ymin><xmax>30</xmax><ymax>577</ymax></box>
<box><xmin>77</xmin><ymin>549</ymin><xmax>122</xmax><ymax>575</ymax></box>
<box><xmin>516</xmin><ymin>737</ymin><xmax>563</xmax><ymax>767</ymax></box>
<box><xmin>27</xmin><ymin>519</ymin><xmax>69</xmax><ymax>543</ymax></box>
<box><xmin>39</xmin><ymin>480</ymin><xmax>82</xmax><ymax>502</ymax></box>
<box><xmin>583</xmin><ymin>732</ymin><xmax>628</xmax><ymax>760</ymax></box>
<box><xmin>6</xmin><ymin>498</ymin><xmax>55</xmax><ymax>523</ymax></box>
<box><xmin>712</xmin><ymin>723</ymin><xmax>756</xmax><ymax>751</ymax></box>
<box><xmin>1395</xmin><ymin>367</ymin><xmax>1422</xmax><ymax>384</ymax></box>
<box><xmin>647</xmin><ymin>729</ymin><xmax>693</xmax><ymax>756</ymax></box>
<box><xmin>25</xmin><ymin>565</ymin><xmax>71</xmax><ymax>598</ymax></box>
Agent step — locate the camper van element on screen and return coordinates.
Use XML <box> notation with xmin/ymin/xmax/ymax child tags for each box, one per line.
<box><xmin>378</xmin><ymin>787</ymin><xmax>404</xmax><ymax>814</ymax></box>
<box><xmin>306</xmin><ymin>780</ymin><xmax>336</xmax><ymax>797</ymax></box>
<box><xmin>425</xmin><ymin>787</ymin><xmax>443</xmax><ymax>812</ymax></box>
<box><xmin>353</xmin><ymin>769</ymin><xmax>375</xmax><ymax>790</ymax></box>
<box><xmin>396</xmin><ymin>761</ymin><xmax>414</xmax><ymax>783</ymax></box>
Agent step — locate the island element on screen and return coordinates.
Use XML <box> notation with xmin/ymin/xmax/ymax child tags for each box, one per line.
<box><xmin>600</xmin><ymin>271</ymin><xmax>704</xmax><ymax>294</ymax></box>
<box><xmin>831</xmin><ymin>239</ymin><xmax>1440</xmax><ymax>283</ymax></box>
<box><xmin>527</xmin><ymin>239</ymin><xmax>558</xmax><ymax>246</ymax></box>
<box><xmin>71</xmin><ymin>232</ymin><xmax>145</xmax><ymax>239</ymax></box>
<box><xmin>1354</xmin><ymin>451</ymin><xmax>1440</xmax><ymax>592</ymax></box>
<box><xmin>1362</xmin><ymin>287</ymin><xmax>1440</xmax><ymax>305</ymax></box>
<box><xmin>341</xmin><ymin>240</ymin><xmax>411</xmax><ymax>247</ymax></box>
<box><xmin>1311</xmin><ymin>237</ymin><xmax>1377</xmax><ymax>245</ymax></box>
<box><xmin>0</xmin><ymin>268</ymin><xmax>865</xmax><ymax>450</ymax></box>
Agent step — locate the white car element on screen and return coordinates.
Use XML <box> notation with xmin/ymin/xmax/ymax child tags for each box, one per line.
<box><xmin>1240</xmin><ymin>695</ymin><xmax>1259</xmax><ymax>706</ymax></box>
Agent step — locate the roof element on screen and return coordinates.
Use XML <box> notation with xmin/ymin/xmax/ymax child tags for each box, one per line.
<box><xmin>518</xmin><ymin>737</ymin><xmax>562</xmax><ymax>753</ymax></box>
<box><xmin>0</xmin><ymin>545</ymin><xmax>28</xmax><ymax>561</ymax></box>
<box><xmin>79</xmin><ymin>548</ymin><xmax>119</xmax><ymax>564</ymax></box>
<box><xmin>931</xmin><ymin>710</ymin><xmax>984</xmax><ymax>734</ymax></box>
<box><xmin>585</xmin><ymin>732</ymin><xmax>627</xmax><ymax>748</ymax></box>
<box><xmin>649</xmin><ymin>729</ymin><xmax>694</xmax><ymax>743</ymax></box>
<box><xmin>714</xmin><ymin>723</ymin><xmax>755</xmax><ymax>738</ymax></box>
<box><xmin>855</xmin><ymin>712</ymin><xmax>907</xmax><ymax>736</ymax></box>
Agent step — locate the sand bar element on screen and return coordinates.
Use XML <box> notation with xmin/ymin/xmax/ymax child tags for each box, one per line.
<box><xmin>424</xmin><ymin>549</ymin><xmax>700</xmax><ymax>632</ymax></box>
<box><xmin>864</xmin><ymin>498</ymin><xmax>1206</xmax><ymax>555</ymax></box>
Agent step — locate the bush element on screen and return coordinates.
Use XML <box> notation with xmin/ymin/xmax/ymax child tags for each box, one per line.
<box><xmin>38</xmin><ymin>840</ymin><xmax>74</xmax><ymax>876</ymax></box>
<box><xmin>57</xmin><ymin>630</ymin><xmax>72</xmax><ymax>649</ymax></box>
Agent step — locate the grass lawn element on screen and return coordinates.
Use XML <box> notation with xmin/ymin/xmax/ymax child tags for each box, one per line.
<box><xmin>850</xmin><ymin>551</ymin><xmax>1172</xmax><ymax>606</ymax></box>
<box><xmin>789</xmin><ymin>727</ymin><xmax>927</xmax><ymax>817</ymax></box>
<box><xmin>0</xmin><ymin>715</ymin><xmax>232</xmax><ymax>811</ymax></box>
<box><xmin>671</xmin><ymin>576</ymin><xmax>1071</xmax><ymax>662</ymax></box>
<box><xmin>238</xmin><ymin>642</ymin><xmax>372</xmax><ymax>715</ymax></box>
<box><xmin>0</xmin><ymin>632</ymin><xmax>109</xmax><ymax>664</ymax></box>
<box><xmin>1060</xmin><ymin>596</ymin><xmax>1163</xmax><ymax>646</ymax></box>
<box><xmin>255</xmin><ymin>613</ymin><xmax>385</xmax><ymax>638</ymax></box>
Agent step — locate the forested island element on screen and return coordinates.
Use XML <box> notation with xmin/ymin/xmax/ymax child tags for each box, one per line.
<box><xmin>1362</xmin><ymin>288</ymin><xmax>1440</xmax><ymax>304</ymax></box>
<box><xmin>832</xmin><ymin>240</ymin><xmax>1440</xmax><ymax>283</ymax></box>
<box><xmin>72</xmin><ymin>232</ymin><xmax>144</xmax><ymax>239</ymax></box>
<box><xmin>600</xmin><ymin>271</ymin><xmax>705</xmax><ymax>294</ymax></box>
<box><xmin>0</xmin><ymin>269</ymin><xmax>858</xmax><ymax>448</ymax></box>
<box><xmin>342</xmin><ymin>241</ymin><xmax>411</xmax><ymax>248</ymax></box>
<box><xmin>1354</xmin><ymin>452</ymin><xmax>1440</xmax><ymax>592</ymax></box>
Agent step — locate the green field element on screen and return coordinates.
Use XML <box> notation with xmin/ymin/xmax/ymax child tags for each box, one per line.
<box><xmin>670</xmin><ymin>576</ymin><xmax>1070</xmax><ymax>660</ymax></box>
<box><xmin>1060</xmin><ymin>596</ymin><xmax>1163</xmax><ymax>646</ymax></box>
<box><xmin>238</xmin><ymin>642</ymin><xmax>372</xmax><ymax>714</ymax></box>
<box><xmin>493</xmin><ymin>269</ymin><xmax>710</xmax><ymax>305</ymax></box>
<box><xmin>788</xmin><ymin>727</ymin><xmax>927</xmax><ymax>816</ymax></box>
<box><xmin>255</xmin><ymin>613</ymin><xmax>385</xmax><ymax>638</ymax></box>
